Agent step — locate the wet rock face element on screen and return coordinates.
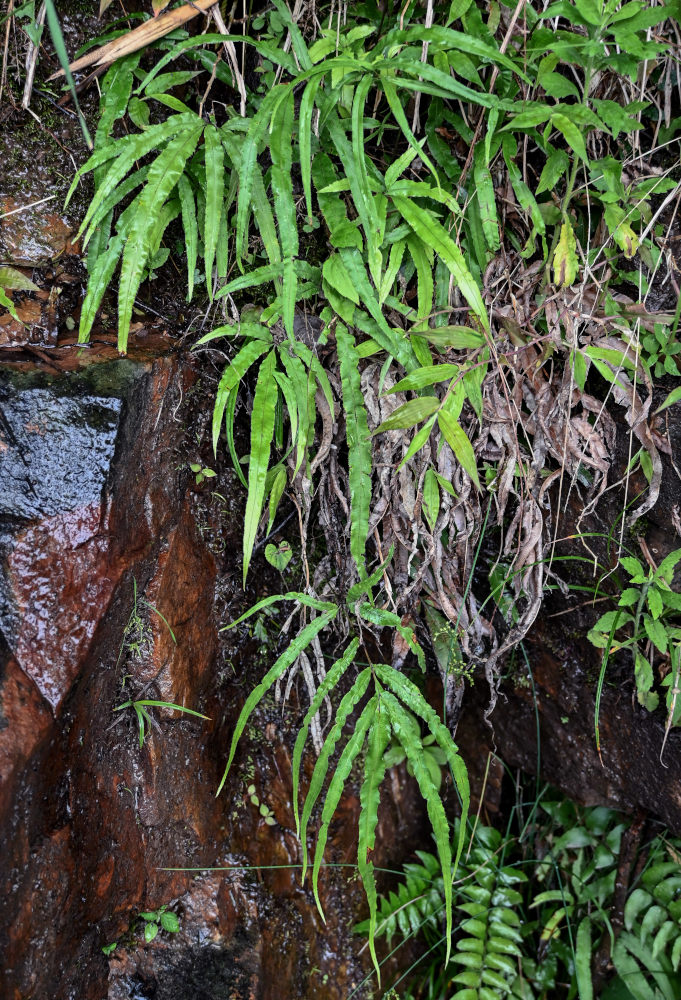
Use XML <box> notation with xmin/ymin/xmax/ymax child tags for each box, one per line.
<box><xmin>0</xmin><ymin>350</ymin><xmax>376</xmax><ymax>1000</ymax></box>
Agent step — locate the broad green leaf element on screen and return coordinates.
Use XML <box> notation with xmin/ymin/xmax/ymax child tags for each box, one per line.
<box><xmin>323</xmin><ymin>254</ymin><xmax>360</xmax><ymax>305</ymax></box>
<box><xmin>217</xmin><ymin>606</ymin><xmax>337</xmax><ymax>795</ymax></box>
<box><xmin>553</xmin><ymin>220</ymin><xmax>578</xmax><ymax>288</ymax></box>
<box><xmin>243</xmin><ymin>350</ymin><xmax>277</xmax><ymax>585</ymax></box>
<box><xmin>375</xmin><ymin>397</ymin><xmax>440</xmax><ymax>433</ymax></box>
<box><xmin>552</xmin><ymin>112</ymin><xmax>589</xmax><ymax>164</ymax></box>
<box><xmin>265</xmin><ymin>541</ymin><xmax>292</xmax><ymax>571</ymax></box>
<box><xmin>536</xmin><ymin>148</ymin><xmax>570</xmax><ymax>196</ymax></box>
<box><xmin>291</xmin><ymin>639</ymin><xmax>360</xmax><ymax>835</ymax></box>
<box><xmin>0</xmin><ymin>266</ymin><xmax>38</xmax><ymax>292</ymax></box>
<box><xmin>388</xmin><ymin>364</ymin><xmax>459</xmax><ymax>393</ymax></box>
<box><xmin>300</xmin><ymin>76</ymin><xmax>322</xmax><ymax>223</ymax></box>
<box><xmin>398</xmin><ymin>414</ymin><xmax>437</xmax><ymax>470</ymax></box>
<box><xmin>437</xmin><ymin>411</ymin><xmax>481</xmax><ymax>489</ymax></box>
<box><xmin>417</xmin><ymin>326</ymin><xmax>486</xmax><ymax>350</ymax></box>
<box><xmin>337</xmin><ymin>323</ymin><xmax>372</xmax><ymax>577</ymax></box>
<box><xmin>423</xmin><ymin>468</ymin><xmax>440</xmax><ymax>531</ymax></box>
<box><xmin>575</xmin><ymin>917</ymin><xmax>594</xmax><ymax>1000</ymax></box>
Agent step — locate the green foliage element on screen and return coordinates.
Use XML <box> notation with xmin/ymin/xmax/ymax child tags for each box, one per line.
<box><xmin>613</xmin><ymin>849</ymin><xmax>681</xmax><ymax>999</ymax></box>
<box><xmin>219</xmin><ymin>592</ymin><xmax>469</xmax><ymax>980</ymax></box>
<box><xmin>138</xmin><ymin>904</ymin><xmax>180</xmax><ymax>943</ymax></box>
<box><xmin>114</xmin><ymin>698</ymin><xmax>210</xmax><ymax>749</ymax></box>
<box><xmin>362</xmin><ymin>797</ymin><xmax>681</xmax><ymax>1000</ymax></box>
<box><xmin>588</xmin><ymin>549</ymin><xmax>681</xmax><ymax>742</ymax></box>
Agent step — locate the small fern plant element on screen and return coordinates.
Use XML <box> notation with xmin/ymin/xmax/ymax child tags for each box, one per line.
<box><xmin>613</xmin><ymin>844</ymin><xmax>681</xmax><ymax>1000</ymax></box>
<box><xmin>217</xmin><ymin>589</ymin><xmax>469</xmax><ymax>978</ymax></box>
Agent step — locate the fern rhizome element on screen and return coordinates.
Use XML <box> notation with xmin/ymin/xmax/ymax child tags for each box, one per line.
<box><xmin>63</xmin><ymin>0</ymin><xmax>681</xmax><ymax>986</ymax></box>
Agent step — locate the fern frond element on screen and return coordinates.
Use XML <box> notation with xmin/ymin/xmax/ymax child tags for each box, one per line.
<box><xmin>336</xmin><ymin>322</ymin><xmax>372</xmax><ymax>579</ymax></box>
<box><xmin>311</xmin><ymin>696</ymin><xmax>377</xmax><ymax>919</ymax></box>
<box><xmin>357</xmin><ymin>693</ymin><xmax>391</xmax><ymax>980</ymax></box>
<box><xmin>292</xmin><ymin>638</ymin><xmax>360</xmax><ymax>836</ymax></box>
<box><xmin>300</xmin><ymin>667</ymin><xmax>372</xmax><ymax>881</ymax></box>
<box><xmin>242</xmin><ymin>349</ymin><xmax>277</xmax><ymax>585</ymax></box>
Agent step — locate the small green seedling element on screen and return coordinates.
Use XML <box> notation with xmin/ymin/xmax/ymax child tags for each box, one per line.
<box><xmin>246</xmin><ymin>783</ymin><xmax>276</xmax><ymax>825</ymax></box>
<box><xmin>114</xmin><ymin>699</ymin><xmax>210</xmax><ymax>748</ymax></box>
<box><xmin>190</xmin><ymin>463</ymin><xmax>217</xmax><ymax>486</ymax></box>
<box><xmin>139</xmin><ymin>905</ymin><xmax>180</xmax><ymax>943</ymax></box>
<box><xmin>101</xmin><ymin>941</ymin><xmax>117</xmax><ymax>956</ymax></box>
<box><xmin>265</xmin><ymin>540</ymin><xmax>292</xmax><ymax>572</ymax></box>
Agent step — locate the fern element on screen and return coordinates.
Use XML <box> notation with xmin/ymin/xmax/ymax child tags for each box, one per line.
<box><xmin>218</xmin><ymin>594</ymin><xmax>469</xmax><ymax>981</ymax></box>
<box><xmin>614</xmin><ymin>854</ymin><xmax>681</xmax><ymax>1000</ymax></box>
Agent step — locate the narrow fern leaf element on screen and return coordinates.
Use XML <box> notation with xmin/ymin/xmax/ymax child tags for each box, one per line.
<box><xmin>211</xmin><ymin>339</ymin><xmax>272</xmax><ymax>455</ymax></box>
<box><xmin>215</xmin><ymin>261</ymin><xmax>283</xmax><ymax>298</ymax></box>
<box><xmin>391</xmin><ymin>194</ymin><xmax>489</xmax><ymax>333</ymax></box>
<box><xmin>278</xmin><ymin>347</ymin><xmax>311</xmax><ymax>476</ymax></box>
<box><xmin>383</xmin><ymin>691</ymin><xmax>454</xmax><ymax>963</ymax></box>
<box><xmin>223</xmin><ymin>591</ymin><xmax>337</xmax><ymax>630</ymax></box>
<box><xmin>270</xmin><ymin>88</ymin><xmax>298</xmax><ymax>338</ymax></box>
<box><xmin>311</xmin><ymin>696</ymin><xmax>377</xmax><ymax>918</ymax></box>
<box><xmin>216</xmin><ymin>608</ymin><xmax>336</xmax><ymax>795</ymax></box>
<box><xmin>74</xmin><ymin>115</ymin><xmax>198</xmax><ymax>241</ymax></box>
<box><xmin>177</xmin><ymin>174</ymin><xmax>198</xmax><ymax>302</ymax></box>
<box><xmin>360</xmin><ymin>607</ymin><xmax>425</xmax><ymax>672</ymax></box>
<box><xmin>271</xmin><ymin>0</ymin><xmax>312</xmax><ymax>70</ymax></box>
<box><xmin>249</xmin><ymin>160</ymin><xmax>282</xmax><ymax>272</ymax></box>
<box><xmin>236</xmin><ymin>89</ymin><xmax>279</xmax><ymax>266</ymax></box>
<box><xmin>351</xmin><ymin>75</ymin><xmax>381</xmax><ymax>286</ymax></box>
<box><xmin>243</xmin><ymin>350</ymin><xmax>277</xmax><ymax>585</ymax></box>
<box><xmin>273</xmin><ymin>370</ymin><xmax>299</xmax><ymax>458</ymax></box>
<box><xmin>336</xmin><ymin>323</ymin><xmax>372</xmax><ymax>578</ymax></box>
<box><xmin>300</xmin><ymin>77</ymin><xmax>322</xmax><ymax>222</ymax></box>
<box><xmin>473</xmin><ymin>146</ymin><xmax>500</xmax><ymax>254</ymax></box>
<box><xmin>225</xmin><ymin>385</ymin><xmax>247</xmax><ymax>487</ymax></box>
<box><xmin>375</xmin><ymin>664</ymin><xmax>470</xmax><ymax>863</ymax></box>
<box><xmin>300</xmin><ymin>668</ymin><xmax>373</xmax><ymax>881</ymax></box>
<box><xmin>290</xmin><ymin>341</ymin><xmax>334</xmax><ymax>414</ymax></box>
<box><xmin>407</xmin><ymin>233</ymin><xmax>434</xmax><ymax>330</ymax></box>
<box><xmin>78</xmin><ymin>232</ymin><xmax>125</xmax><ymax>343</ymax></box>
<box><xmin>204</xmin><ymin>125</ymin><xmax>224</xmax><ymax>298</ymax></box>
<box><xmin>575</xmin><ymin>917</ymin><xmax>594</xmax><ymax>1000</ymax></box>
<box><xmin>357</xmin><ymin>695</ymin><xmax>391</xmax><ymax>980</ymax></box>
<box><xmin>346</xmin><ymin>545</ymin><xmax>394</xmax><ymax>610</ymax></box>
<box><xmin>292</xmin><ymin>639</ymin><xmax>360</xmax><ymax>835</ymax></box>
<box><xmin>381</xmin><ymin>75</ymin><xmax>440</xmax><ymax>185</ymax></box>
<box><xmin>95</xmin><ymin>55</ymin><xmax>136</xmax><ymax>146</ymax></box>
<box><xmin>339</xmin><ymin>248</ymin><xmax>417</xmax><ymax>372</ymax></box>
<box><xmin>117</xmin><ymin>122</ymin><xmax>204</xmax><ymax>351</ymax></box>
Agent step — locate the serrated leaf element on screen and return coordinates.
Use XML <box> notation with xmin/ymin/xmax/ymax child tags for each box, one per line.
<box><xmin>292</xmin><ymin>639</ymin><xmax>359</xmax><ymax>835</ymax></box>
<box><xmin>243</xmin><ymin>350</ymin><xmax>277</xmax><ymax>585</ymax></box>
<box><xmin>270</xmin><ymin>88</ymin><xmax>298</xmax><ymax>337</ymax></box>
<box><xmin>301</xmin><ymin>668</ymin><xmax>373</xmax><ymax>879</ymax></box>
<box><xmin>357</xmin><ymin>697</ymin><xmax>391</xmax><ymax>980</ymax></box>
<box><xmin>473</xmin><ymin>147</ymin><xmax>500</xmax><ymax>253</ymax></box>
<box><xmin>336</xmin><ymin>323</ymin><xmax>372</xmax><ymax>578</ymax></box>
<box><xmin>383</xmin><ymin>692</ymin><xmax>455</xmax><ymax>962</ymax></box>
<box><xmin>392</xmin><ymin>194</ymin><xmax>489</xmax><ymax>333</ymax></box>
